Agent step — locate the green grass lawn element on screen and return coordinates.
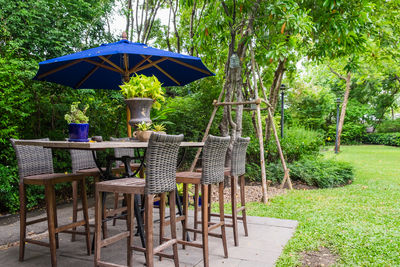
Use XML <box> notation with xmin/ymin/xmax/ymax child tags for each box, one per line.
<box><xmin>246</xmin><ymin>145</ymin><xmax>400</xmax><ymax>266</ymax></box>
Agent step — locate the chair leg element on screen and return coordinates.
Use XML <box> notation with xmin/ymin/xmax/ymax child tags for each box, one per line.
<box><xmin>169</xmin><ymin>190</ymin><xmax>179</xmax><ymax>267</ymax></box>
<box><xmin>193</xmin><ymin>184</ymin><xmax>199</xmax><ymax>241</ymax></box>
<box><xmin>231</xmin><ymin>176</ymin><xmax>239</xmax><ymax>246</ymax></box>
<box><xmin>159</xmin><ymin>193</ymin><xmax>166</xmax><ymax>261</ymax></box>
<box><xmin>207</xmin><ymin>184</ymin><xmax>212</xmax><ymax>222</ymax></box>
<box><xmin>19</xmin><ymin>183</ymin><xmax>27</xmax><ymax>262</ymax></box>
<box><xmin>51</xmin><ymin>186</ymin><xmax>59</xmax><ymax>249</ymax></box>
<box><xmin>145</xmin><ymin>195</ymin><xmax>154</xmax><ymax>267</ymax></box>
<box><xmin>80</xmin><ymin>178</ymin><xmax>91</xmax><ymax>255</ymax></box>
<box><xmin>101</xmin><ymin>192</ymin><xmax>108</xmax><ymax>239</ymax></box>
<box><xmin>182</xmin><ymin>184</ymin><xmax>188</xmax><ymax>249</ymax></box>
<box><xmin>94</xmin><ymin>188</ymin><xmax>103</xmax><ymax>266</ymax></box>
<box><xmin>112</xmin><ymin>193</ymin><xmax>119</xmax><ymax>226</ymax></box>
<box><xmin>201</xmin><ymin>184</ymin><xmax>209</xmax><ymax>267</ymax></box>
<box><xmin>45</xmin><ymin>184</ymin><xmax>57</xmax><ymax>267</ymax></box>
<box><xmin>219</xmin><ymin>182</ymin><xmax>228</xmax><ymax>258</ymax></box>
<box><xmin>71</xmin><ymin>180</ymin><xmax>78</xmax><ymax>242</ymax></box>
<box><xmin>240</xmin><ymin>175</ymin><xmax>248</xmax><ymax>236</ymax></box>
<box><xmin>126</xmin><ymin>194</ymin><xmax>134</xmax><ymax>267</ymax></box>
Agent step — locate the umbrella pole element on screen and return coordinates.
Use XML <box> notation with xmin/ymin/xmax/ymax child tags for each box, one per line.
<box><xmin>127</xmin><ymin>107</ymin><xmax>131</xmax><ymax>137</ymax></box>
<box><xmin>123</xmin><ymin>72</ymin><xmax>132</xmax><ymax>138</ymax></box>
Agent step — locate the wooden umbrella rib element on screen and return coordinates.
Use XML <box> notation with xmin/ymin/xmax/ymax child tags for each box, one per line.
<box><xmin>167</xmin><ymin>57</ymin><xmax>211</xmax><ymax>75</ymax></box>
<box><xmin>98</xmin><ymin>56</ymin><xmax>124</xmax><ymax>73</ymax></box>
<box><xmin>135</xmin><ymin>57</ymin><xmax>168</xmax><ymax>72</ymax></box>
<box><xmin>153</xmin><ymin>64</ymin><xmax>180</xmax><ymax>85</ymax></box>
<box><xmin>129</xmin><ymin>55</ymin><xmax>151</xmax><ymax>74</ymax></box>
<box><xmin>83</xmin><ymin>59</ymin><xmax>123</xmax><ymax>73</ymax></box>
<box><xmin>123</xmin><ymin>53</ymin><xmax>129</xmax><ymax>72</ymax></box>
<box><xmin>37</xmin><ymin>59</ymin><xmax>83</xmax><ymax>79</ymax></box>
<box><xmin>74</xmin><ymin>55</ymin><xmax>111</xmax><ymax>89</ymax></box>
<box><xmin>140</xmin><ymin>56</ymin><xmax>180</xmax><ymax>85</ymax></box>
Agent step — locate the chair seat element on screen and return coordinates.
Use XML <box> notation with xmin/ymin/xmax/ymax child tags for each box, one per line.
<box><xmin>96</xmin><ymin>178</ymin><xmax>145</xmax><ymax>194</ymax></box>
<box><xmin>176</xmin><ymin>172</ymin><xmax>201</xmax><ymax>184</ymax></box>
<box><xmin>195</xmin><ymin>167</ymin><xmax>231</xmax><ymax>176</ymax></box>
<box><xmin>23</xmin><ymin>173</ymin><xmax>84</xmax><ymax>185</ymax></box>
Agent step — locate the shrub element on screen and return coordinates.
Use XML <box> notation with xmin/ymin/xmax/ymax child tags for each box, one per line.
<box><xmin>250</xmin><ymin>157</ymin><xmax>354</xmax><ymax>188</ymax></box>
<box><xmin>289</xmin><ymin>157</ymin><xmax>353</xmax><ymax>188</ymax></box>
<box><xmin>375</xmin><ymin>119</ymin><xmax>400</xmax><ymax>133</ymax></box>
<box><xmin>0</xmin><ymin>164</ymin><xmax>46</xmax><ymax>213</ymax></box>
<box><xmin>363</xmin><ymin>133</ymin><xmax>400</xmax><ymax>146</ymax></box>
<box><xmin>266</xmin><ymin>127</ymin><xmax>324</xmax><ymax>163</ymax></box>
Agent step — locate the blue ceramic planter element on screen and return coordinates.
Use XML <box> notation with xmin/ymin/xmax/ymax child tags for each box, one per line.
<box><xmin>68</xmin><ymin>123</ymin><xmax>89</xmax><ymax>142</ymax></box>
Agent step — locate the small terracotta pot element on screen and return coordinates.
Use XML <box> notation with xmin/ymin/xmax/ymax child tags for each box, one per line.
<box><xmin>134</xmin><ymin>130</ymin><xmax>153</xmax><ymax>142</ymax></box>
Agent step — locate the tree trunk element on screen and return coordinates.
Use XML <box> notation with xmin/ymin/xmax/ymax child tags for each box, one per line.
<box><xmin>336</xmin><ymin>72</ymin><xmax>351</xmax><ymax>152</ymax></box>
<box><xmin>265</xmin><ymin>59</ymin><xmax>286</xmax><ymax>143</ymax></box>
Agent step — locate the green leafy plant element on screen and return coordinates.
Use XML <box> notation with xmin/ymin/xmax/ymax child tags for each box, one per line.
<box><xmin>262</xmin><ymin>156</ymin><xmax>353</xmax><ymax>188</ymax></box>
<box><xmin>119</xmin><ymin>74</ymin><xmax>165</xmax><ymax>110</ymax></box>
<box><xmin>136</xmin><ymin>121</ymin><xmax>152</xmax><ymax>131</ymax></box>
<box><xmin>64</xmin><ymin>102</ymin><xmax>89</xmax><ymax>124</ymax></box>
<box><xmin>153</xmin><ymin>123</ymin><xmax>166</xmax><ymax>132</ymax></box>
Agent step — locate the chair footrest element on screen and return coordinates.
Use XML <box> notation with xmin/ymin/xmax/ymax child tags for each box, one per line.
<box><xmin>26</xmin><ymin>217</ymin><xmax>47</xmax><ymax>225</ymax></box>
<box><xmin>131</xmin><ymin>245</ymin><xmax>175</xmax><ymax>259</ymax></box>
<box><xmin>100</xmin><ymin>231</ymin><xmax>130</xmax><ymax>248</ymax></box>
<box><xmin>62</xmin><ymin>230</ymin><xmax>89</xmax><ymax>235</ymax></box>
<box><xmin>25</xmin><ymin>238</ymin><xmax>50</xmax><ymax>247</ymax></box>
<box><xmin>184</xmin><ymin>227</ymin><xmax>223</xmax><ymax>238</ymax></box>
<box><xmin>97</xmin><ymin>260</ymin><xmax>127</xmax><ymax>267</ymax></box>
<box><xmin>163</xmin><ymin>237</ymin><xmax>203</xmax><ymax>248</ymax></box>
<box><xmin>55</xmin><ymin>220</ymin><xmax>86</xmax><ymax>233</ymax></box>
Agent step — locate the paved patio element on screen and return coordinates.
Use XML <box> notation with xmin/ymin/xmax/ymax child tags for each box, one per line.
<box><xmin>0</xmin><ymin>200</ymin><xmax>297</xmax><ymax>266</ymax></box>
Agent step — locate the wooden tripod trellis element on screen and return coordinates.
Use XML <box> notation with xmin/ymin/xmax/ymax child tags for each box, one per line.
<box><xmin>189</xmin><ymin>83</ymin><xmax>292</xmax><ymax>204</ymax></box>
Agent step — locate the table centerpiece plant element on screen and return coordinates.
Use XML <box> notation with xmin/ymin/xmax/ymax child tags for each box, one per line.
<box><xmin>119</xmin><ymin>74</ymin><xmax>165</xmax><ymax>126</ymax></box>
<box><xmin>65</xmin><ymin>101</ymin><xmax>90</xmax><ymax>142</ymax></box>
<box><xmin>134</xmin><ymin>122</ymin><xmax>166</xmax><ymax>141</ymax></box>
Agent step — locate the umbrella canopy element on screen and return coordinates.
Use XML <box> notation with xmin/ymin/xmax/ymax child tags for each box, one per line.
<box><xmin>33</xmin><ymin>39</ymin><xmax>214</xmax><ymax>88</ymax></box>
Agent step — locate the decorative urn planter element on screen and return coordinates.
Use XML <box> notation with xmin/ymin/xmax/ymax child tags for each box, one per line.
<box><xmin>68</xmin><ymin>123</ymin><xmax>89</xmax><ymax>142</ymax></box>
<box><xmin>125</xmin><ymin>98</ymin><xmax>153</xmax><ymax>126</ymax></box>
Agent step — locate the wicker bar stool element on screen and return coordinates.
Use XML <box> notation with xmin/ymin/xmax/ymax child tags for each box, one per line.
<box><xmin>94</xmin><ymin>133</ymin><xmax>183</xmax><ymax>267</ymax></box>
<box><xmin>11</xmin><ymin>138</ymin><xmax>91</xmax><ymax>267</ymax></box>
<box><xmin>193</xmin><ymin>137</ymin><xmax>250</xmax><ymax>246</ymax></box>
<box><xmin>167</xmin><ymin>135</ymin><xmax>230</xmax><ymax>267</ymax></box>
<box><xmin>110</xmin><ymin>137</ymin><xmax>142</xmax><ymax>226</ymax></box>
<box><xmin>69</xmin><ymin>148</ymin><xmax>100</xmax><ymax>242</ymax></box>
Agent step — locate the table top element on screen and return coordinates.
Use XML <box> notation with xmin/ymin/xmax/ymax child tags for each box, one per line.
<box><xmin>14</xmin><ymin>140</ymin><xmax>204</xmax><ymax>150</ymax></box>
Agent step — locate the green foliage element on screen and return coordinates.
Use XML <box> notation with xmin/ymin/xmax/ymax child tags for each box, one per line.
<box><xmin>136</xmin><ymin>122</ymin><xmax>152</xmax><ymax>131</ymax></box>
<box><xmin>263</xmin><ymin>157</ymin><xmax>353</xmax><ymax>188</ymax></box>
<box><xmin>120</xmin><ymin>74</ymin><xmax>165</xmax><ymax>110</ymax></box>
<box><xmin>64</xmin><ymin>102</ymin><xmax>89</xmax><ymax>124</ymax></box>
<box><xmin>267</xmin><ymin>127</ymin><xmax>324</xmax><ymax>163</ymax></box>
<box><xmin>286</xmin><ymin>85</ymin><xmax>335</xmax><ymax>131</ymax></box>
<box><xmin>363</xmin><ymin>133</ymin><xmax>400</xmax><ymax>146</ymax></box>
<box><xmin>153</xmin><ymin>123</ymin><xmax>166</xmax><ymax>132</ymax></box>
<box><xmin>375</xmin><ymin>119</ymin><xmax>400</xmax><ymax>133</ymax></box>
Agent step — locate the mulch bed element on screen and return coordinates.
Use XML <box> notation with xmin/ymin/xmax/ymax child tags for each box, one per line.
<box><xmin>210</xmin><ymin>180</ymin><xmax>318</xmax><ymax>204</ymax></box>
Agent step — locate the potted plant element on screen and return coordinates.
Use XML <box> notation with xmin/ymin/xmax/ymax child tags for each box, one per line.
<box><xmin>134</xmin><ymin>122</ymin><xmax>153</xmax><ymax>142</ymax></box>
<box><xmin>65</xmin><ymin>102</ymin><xmax>90</xmax><ymax>142</ymax></box>
<box><xmin>120</xmin><ymin>74</ymin><xmax>165</xmax><ymax>126</ymax></box>
<box><xmin>153</xmin><ymin>123</ymin><xmax>166</xmax><ymax>134</ymax></box>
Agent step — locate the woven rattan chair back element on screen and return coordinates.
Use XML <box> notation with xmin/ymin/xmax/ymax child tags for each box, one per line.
<box><xmin>110</xmin><ymin>137</ymin><xmax>135</xmax><ymax>167</ymax></box>
<box><xmin>201</xmin><ymin>135</ymin><xmax>230</xmax><ymax>185</ymax></box>
<box><xmin>69</xmin><ymin>149</ymin><xmax>97</xmax><ymax>173</ymax></box>
<box><xmin>231</xmin><ymin>136</ymin><xmax>250</xmax><ymax>176</ymax></box>
<box><xmin>10</xmin><ymin>138</ymin><xmax>54</xmax><ymax>181</ymax></box>
<box><xmin>145</xmin><ymin>133</ymin><xmax>183</xmax><ymax>195</ymax></box>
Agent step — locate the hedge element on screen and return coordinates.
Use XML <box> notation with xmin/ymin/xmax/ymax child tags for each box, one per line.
<box><xmin>362</xmin><ymin>133</ymin><xmax>400</xmax><ymax>147</ymax></box>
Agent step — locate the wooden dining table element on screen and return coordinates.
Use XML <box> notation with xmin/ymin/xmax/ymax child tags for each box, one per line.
<box><xmin>14</xmin><ymin>139</ymin><xmax>204</xmax><ymax>248</ymax></box>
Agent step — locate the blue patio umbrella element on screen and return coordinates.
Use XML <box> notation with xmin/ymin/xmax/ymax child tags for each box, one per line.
<box><xmin>33</xmin><ymin>39</ymin><xmax>214</xmax><ymax>88</ymax></box>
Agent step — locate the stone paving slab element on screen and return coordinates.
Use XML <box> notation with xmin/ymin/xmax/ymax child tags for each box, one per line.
<box><xmin>0</xmin><ymin>199</ymin><xmax>297</xmax><ymax>266</ymax></box>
